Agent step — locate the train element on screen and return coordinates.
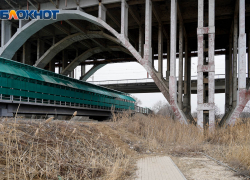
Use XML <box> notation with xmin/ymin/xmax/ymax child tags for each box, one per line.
<box><xmin>0</xmin><ymin>57</ymin><xmax>136</xmax><ymax>111</ymax></box>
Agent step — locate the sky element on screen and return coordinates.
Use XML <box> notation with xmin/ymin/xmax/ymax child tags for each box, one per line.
<box><xmin>68</xmin><ymin>55</ymin><xmax>239</xmax><ymax>114</ymax></box>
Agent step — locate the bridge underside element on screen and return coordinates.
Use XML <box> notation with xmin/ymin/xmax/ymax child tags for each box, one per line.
<box><xmin>1</xmin><ymin>0</ymin><xmax>250</xmax><ymax>129</ymax></box>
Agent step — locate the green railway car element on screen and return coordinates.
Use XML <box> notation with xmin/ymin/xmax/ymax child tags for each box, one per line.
<box><xmin>0</xmin><ymin>57</ymin><xmax>135</xmax><ymax>111</ymax></box>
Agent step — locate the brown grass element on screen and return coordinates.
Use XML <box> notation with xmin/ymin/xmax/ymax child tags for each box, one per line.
<box><xmin>112</xmin><ymin>112</ymin><xmax>250</xmax><ymax>176</ymax></box>
<box><xmin>0</xmin><ymin>116</ymin><xmax>134</xmax><ymax>180</ymax></box>
<box><xmin>0</xmin><ymin>112</ymin><xmax>250</xmax><ymax>179</ymax></box>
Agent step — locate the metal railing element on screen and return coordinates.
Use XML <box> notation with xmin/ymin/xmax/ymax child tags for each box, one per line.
<box><xmin>88</xmin><ymin>73</ymin><xmax>250</xmax><ymax>85</ymax></box>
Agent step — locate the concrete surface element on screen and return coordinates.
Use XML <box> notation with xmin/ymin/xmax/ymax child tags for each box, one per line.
<box><xmin>135</xmin><ymin>156</ymin><xmax>186</xmax><ymax>180</ymax></box>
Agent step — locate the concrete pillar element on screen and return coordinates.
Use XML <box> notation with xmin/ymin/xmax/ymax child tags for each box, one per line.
<box><xmin>22</xmin><ymin>42</ymin><xmax>32</xmax><ymax>65</ymax></box>
<box><xmin>37</xmin><ymin>38</ymin><xmax>45</xmax><ymax>60</ymax></box>
<box><xmin>225</xmin><ymin>48</ymin><xmax>230</xmax><ymax>113</ymax></box>
<box><xmin>158</xmin><ymin>24</ymin><xmax>163</xmax><ymax>75</ymax></box>
<box><xmin>232</xmin><ymin>11</ymin><xmax>238</xmax><ymax>107</ymax></box>
<box><xmin>183</xmin><ymin>45</ymin><xmax>191</xmax><ymax>115</ymax></box>
<box><xmin>178</xmin><ymin>22</ymin><xmax>183</xmax><ymax>109</ymax></box>
<box><xmin>166</xmin><ymin>39</ymin><xmax>170</xmax><ymax>78</ymax></box>
<box><xmin>229</xmin><ymin>33</ymin><xmax>233</xmax><ymax>106</ymax></box>
<box><xmin>144</xmin><ymin>0</ymin><xmax>152</xmax><ymax>63</ymax></box>
<box><xmin>197</xmin><ymin>0</ymin><xmax>215</xmax><ymax>130</ymax></box>
<box><xmin>1</xmin><ymin>20</ymin><xmax>12</xmax><ymax>47</ymax></box>
<box><xmin>19</xmin><ymin>19</ymin><xmax>29</xmax><ymax>29</ymax></box>
<box><xmin>81</xmin><ymin>64</ymin><xmax>85</xmax><ymax>77</ymax></box>
<box><xmin>98</xmin><ymin>3</ymin><xmax>107</xmax><ymax>21</ymax></box>
<box><xmin>70</xmin><ymin>70</ymin><xmax>74</xmax><ymax>78</ymax></box>
<box><xmin>208</xmin><ymin>0</ymin><xmax>215</xmax><ymax>130</ymax></box>
<box><xmin>248</xmin><ymin>32</ymin><xmax>250</xmax><ymax>79</ymax></box>
<box><xmin>121</xmin><ymin>0</ymin><xmax>129</xmax><ymax>38</ymax></box>
<box><xmin>62</xmin><ymin>50</ymin><xmax>68</xmax><ymax>70</ymax></box>
<box><xmin>170</xmin><ymin>0</ymin><xmax>177</xmax><ymax>77</ymax></box>
<box><xmin>238</xmin><ymin>0</ymin><xmax>246</xmax><ymax>89</ymax></box>
<box><xmin>139</xmin><ymin>26</ymin><xmax>144</xmax><ymax>57</ymax></box>
<box><xmin>49</xmin><ymin>59</ymin><xmax>55</xmax><ymax>72</ymax></box>
<box><xmin>227</xmin><ymin>0</ymin><xmax>247</xmax><ymax>126</ymax></box>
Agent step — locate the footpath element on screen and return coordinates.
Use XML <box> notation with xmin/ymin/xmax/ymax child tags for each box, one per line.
<box><xmin>135</xmin><ymin>156</ymin><xmax>187</xmax><ymax>180</ymax></box>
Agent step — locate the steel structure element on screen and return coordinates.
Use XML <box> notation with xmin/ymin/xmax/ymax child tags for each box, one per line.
<box><xmin>0</xmin><ymin>0</ymin><xmax>250</xmax><ymax>129</ymax></box>
<box><xmin>0</xmin><ymin>57</ymin><xmax>137</xmax><ymax>119</ymax></box>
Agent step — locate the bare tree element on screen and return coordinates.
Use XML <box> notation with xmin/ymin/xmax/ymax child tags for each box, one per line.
<box><xmin>152</xmin><ymin>100</ymin><xmax>175</xmax><ymax>119</ymax></box>
<box><xmin>131</xmin><ymin>95</ymin><xmax>142</xmax><ymax>106</ymax></box>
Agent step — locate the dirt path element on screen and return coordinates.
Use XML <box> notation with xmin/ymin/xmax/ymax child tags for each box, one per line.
<box><xmin>172</xmin><ymin>155</ymin><xmax>245</xmax><ymax>180</ymax></box>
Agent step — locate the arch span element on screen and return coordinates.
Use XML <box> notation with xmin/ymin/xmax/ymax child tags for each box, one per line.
<box><xmin>34</xmin><ymin>31</ymin><xmax>121</xmax><ymax>68</ymax></box>
<box><xmin>0</xmin><ymin>10</ymin><xmax>187</xmax><ymax>124</ymax></box>
<box><xmin>81</xmin><ymin>64</ymin><xmax>107</xmax><ymax>81</ymax></box>
<box><xmin>61</xmin><ymin>46</ymin><xmax>130</xmax><ymax>76</ymax></box>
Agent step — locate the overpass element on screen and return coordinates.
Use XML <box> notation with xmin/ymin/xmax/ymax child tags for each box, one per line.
<box><xmin>1</xmin><ymin>0</ymin><xmax>250</xmax><ymax>129</ymax></box>
<box><xmin>88</xmin><ymin>75</ymin><xmax>228</xmax><ymax>94</ymax></box>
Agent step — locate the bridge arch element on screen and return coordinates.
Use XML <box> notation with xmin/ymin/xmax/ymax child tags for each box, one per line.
<box><xmin>61</xmin><ymin>46</ymin><xmax>130</xmax><ymax>76</ymax></box>
<box><xmin>34</xmin><ymin>31</ymin><xmax>121</xmax><ymax>68</ymax></box>
<box><xmin>0</xmin><ymin>10</ymin><xmax>187</xmax><ymax>124</ymax></box>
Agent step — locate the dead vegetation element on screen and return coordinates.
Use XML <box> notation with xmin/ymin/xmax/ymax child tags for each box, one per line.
<box><xmin>0</xmin><ymin>111</ymin><xmax>250</xmax><ymax>179</ymax></box>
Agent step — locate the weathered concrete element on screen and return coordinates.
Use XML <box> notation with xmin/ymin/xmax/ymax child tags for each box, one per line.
<box><xmin>1</xmin><ymin>20</ymin><xmax>11</xmax><ymax>47</ymax></box>
<box><xmin>178</xmin><ymin>22</ymin><xmax>183</xmax><ymax>110</ymax></box>
<box><xmin>62</xmin><ymin>46</ymin><xmax>130</xmax><ymax>76</ymax></box>
<box><xmin>135</xmin><ymin>156</ymin><xmax>186</xmax><ymax>180</ymax></box>
<box><xmin>22</xmin><ymin>42</ymin><xmax>32</xmax><ymax>65</ymax></box>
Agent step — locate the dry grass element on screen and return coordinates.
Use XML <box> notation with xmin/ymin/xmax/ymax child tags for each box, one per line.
<box><xmin>0</xmin><ymin>112</ymin><xmax>250</xmax><ymax>179</ymax></box>
<box><xmin>111</xmin><ymin>112</ymin><xmax>250</xmax><ymax>176</ymax></box>
<box><xmin>0</xmin><ymin>116</ymin><xmax>134</xmax><ymax>180</ymax></box>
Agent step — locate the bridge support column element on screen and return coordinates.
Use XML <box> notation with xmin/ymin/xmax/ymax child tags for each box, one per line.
<box><xmin>1</xmin><ymin>20</ymin><xmax>11</xmax><ymax>47</ymax></box>
<box><xmin>166</xmin><ymin>39</ymin><xmax>170</xmax><ymax>79</ymax></box>
<box><xmin>226</xmin><ymin>0</ymin><xmax>248</xmax><ymax>125</ymax></box>
<box><xmin>197</xmin><ymin>0</ymin><xmax>215</xmax><ymax>130</ymax></box>
<box><xmin>233</xmin><ymin>10</ymin><xmax>238</xmax><ymax>108</ymax></box>
<box><xmin>37</xmin><ymin>38</ymin><xmax>45</xmax><ymax>60</ymax></box>
<box><xmin>158</xmin><ymin>24</ymin><xmax>163</xmax><ymax>75</ymax></box>
<box><xmin>19</xmin><ymin>19</ymin><xmax>29</xmax><ymax>29</ymax></box>
<box><xmin>139</xmin><ymin>26</ymin><xmax>144</xmax><ymax>57</ymax></box>
<box><xmin>22</xmin><ymin>42</ymin><xmax>32</xmax><ymax>65</ymax></box>
<box><xmin>49</xmin><ymin>59</ymin><xmax>55</xmax><ymax>72</ymax></box>
<box><xmin>183</xmin><ymin>40</ymin><xmax>191</xmax><ymax>119</ymax></box>
<box><xmin>80</xmin><ymin>64</ymin><xmax>85</xmax><ymax>79</ymax></box>
<box><xmin>169</xmin><ymin>0</ymin><xmax>187</xmax><ymax>124</ymax></box>
<box><xmin>178</xmin><ymin>22</ymin><xmax>183</xmax><ymax>109</ymax></box>
<box><xmin>248</xmin><ymin>32</ymin><xmax>250</xmax><ymax>80</ymax></box>
<box><xmin>229</xmin><ymin>33</ymin><xmax>233</xmax><ymax>107</ymax></box>
<box><xmin>225</xmin><ymin>48</ymin><xmax>230</xmax><ymax>113</ymax></box>
<box><xmin>98</xmin><ymin>2</ymin><xmax>107</xmax><ymax>22</ymax></box>
<box><xmin>144</xmin><ymin>0</ymin><xmax>152</xmax><ymax>64</ymax></box>
<box><xmin>62</xmin><ymin>50</ymin><xmax>68</xmax><ymax>71</ymax></box>
<box><xmin>121</xmin><ymin>0</ymin><xmax>129</xmax><ymax>38</ymax></box>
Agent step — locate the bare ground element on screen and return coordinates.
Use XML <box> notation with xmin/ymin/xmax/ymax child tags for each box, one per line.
<box><xmin>172</xmin><ymin>154</ymin><xmax>247</xmax><ymax>180</ymax></box>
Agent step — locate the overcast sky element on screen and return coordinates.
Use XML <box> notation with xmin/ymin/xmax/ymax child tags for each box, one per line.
<box><xmin>70</xmin><ymin>55</ymin><xmax>249</xmax><ymax>114</ymax></box>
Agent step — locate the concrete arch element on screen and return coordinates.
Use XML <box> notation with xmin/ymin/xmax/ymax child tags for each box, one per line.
<box><xmin>34</xmin><ymin>31</ymin><xmax>120</xmax><ymax>68</ymax></box>
<box><xmin>61</xmin><ymin>46</ymin><xmax>130</xmax><ymax>76</ymax></box>
<box><xmin>81</xmin><ymin>64</ymin><xmax>107</xmax><ymax>81</ymax></box>
<box><xmin>0</xmin><ymin>10</ymin><xmax>187</xmax><ymax>124</ymax></box>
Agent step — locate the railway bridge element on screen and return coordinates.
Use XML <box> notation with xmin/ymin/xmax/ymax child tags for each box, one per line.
<box><xmin>0</xmin><ymin>0</ymin><xmax>250</xmax><ymax>129</ymax></box>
